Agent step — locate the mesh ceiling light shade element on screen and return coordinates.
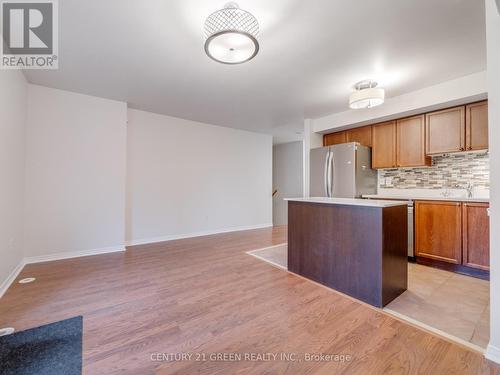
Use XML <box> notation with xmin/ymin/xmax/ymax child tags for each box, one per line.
<box><xmin>204</xmin><ymin>2</ymin><xmax>259</xmax><ymax>64</ymax></box>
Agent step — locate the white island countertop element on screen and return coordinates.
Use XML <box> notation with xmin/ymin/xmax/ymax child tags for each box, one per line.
<box><xmin>285</xmin><ymin>197</ymin><xmax>408</xmax><ymax>208</ymax></box>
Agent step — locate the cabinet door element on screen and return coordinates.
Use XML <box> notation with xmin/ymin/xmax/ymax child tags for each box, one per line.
<box><xmin>462</xmin><ymin>203</ymin><xmax>490</xmax><ymax>270</ymax></box>
<box><xmin>396</xmin><ymin>115</ymin><xmax>431</xmax><ymax>167</ymax></box>
<box><xmin>425</xmin><ymin>106</ymin><xmax>465</xmax><ymax>154</ymax></box>
<box><xmin>324</xmin><ymin>131</ymin><xmax>346</xmax><ymax>146</ymax></box>
<box><xmin>346</xmin><ymin>126</ymin><xmax>372</xmax><ymax>147</ymax></box>
<box><xmin>466</xmin><ymin>101</ymin><xmax>488</xmax><ymax>151</ymax></box>
<box><xmin>415</xmin><ymin>201</ymin><xmax>462</xmax><ymax>264</ymax></box>
<box><xmin>372</xmin><ymin>121</ymin><xmax>396</xmax><ymax>169</ymax></box>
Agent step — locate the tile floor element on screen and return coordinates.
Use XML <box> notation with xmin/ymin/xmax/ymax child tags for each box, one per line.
<box><xmin>385</xmin><ymin>262</ymin><xmax>490</xmax><ymax>348</ymax></box>
<box><xmin>247</xmin><ymin>244</ymin><xmax>490</xmax><ymax>349</ymax></box>
<box><xmin>247</xmin><ymin>244</ymin><xmax>288</xmax><ymax>269</ymax></box>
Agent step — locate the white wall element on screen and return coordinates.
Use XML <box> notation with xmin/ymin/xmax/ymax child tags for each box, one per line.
<box><xmin>23</xmin><ymin>85</ymin><xmax>127</xmax><ymax>258</ymax></box>
<box><xmin>303</xmin><ymin>119</ymin><xmax>323</xmax><ymax>197</ymax></box>
<box><xmin>0</xmin><ymin>70</ymin><xmax>27</xmax><ymax>296</ymax></box>
<box><xmin>126</xmin><ymin>109</ymin><xmax>272</xmax><ymax>245</ymax></box>
<box><xmin>273</xmin><ymin>141</ymin><xmax>303</xmax><ymax>226</ymax></box>
<box><xmin>486</xmin><ymin>0</ymin><xmax>500</xmax><ymax>364</ymax></box>
<box><xmin>313</xmin><ymin>71</ymin><xmax>487</xmax><ymax>134</ymax></box>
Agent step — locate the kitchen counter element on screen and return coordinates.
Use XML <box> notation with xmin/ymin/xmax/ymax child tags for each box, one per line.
<box><xmin>362</xmin><ymin>194</ymin><xmax>489</xmax><ymax>203</ymax></box>
<box><xmin>287</xmin><ymin>198</ymin><xmax>408</xmax><ymax>307</ymax></box>
<box><xmin>285</xmin><ymin>197</ymin><xmax>408</xmax><ymax>208</ymax></box>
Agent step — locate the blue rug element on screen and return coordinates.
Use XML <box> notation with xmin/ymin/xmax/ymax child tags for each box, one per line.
<box><xmin>0</xmin><ymin>316</ymin><xmax>82</xmax><ymax>375</ymax></box>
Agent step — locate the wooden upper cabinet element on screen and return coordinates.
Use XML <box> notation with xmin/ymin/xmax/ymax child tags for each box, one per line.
<box><xmin>426</xmin><ymin>106</ymin><xmax>466</xmax><ymax>154</ymax></box>
<box><xmin>396</xmin><ymin>115</ymin><xmax>431</xmax><ymax>168</ymax></box>
<box><xmin>346</xmin><ymin>126</ymin><xmax>372</xmax><ymax>147</ymax></box>
<box><xmin>372</xmin><ymin>121</ymin><xmax>397</xmax><ymax>169</ymax></box>
<box><xmin>372</xmin><ymin>116</ymin><xmax>430</xmax><ymax>169</ymax></box>
<box><xmin>324</xmin><ymin>131</ymin><xmax>346</xmax><ymax>146</ymax></box>
<box><xmin>415</xmin><ymin>201</ymin><xmax>462</xmax><ymax>264</ymax></box>
<box><xmin>325</xmin><ymin>100</ymin><xmax>488</xmax><ymax>164</ymax></box>
<box><xmin>466</xmin><ymin>101</ymin><xmax>488</xmax><ymax>151</ymax></box>
<box><xmin>324</xmin><ymin>126</ymin><xmax>372</xmax><ymax>147</ymax></box>
<box><xmin>462</xmin><ymin>203</ymin><xmax>490</xmax><ymax>270</ymax></box>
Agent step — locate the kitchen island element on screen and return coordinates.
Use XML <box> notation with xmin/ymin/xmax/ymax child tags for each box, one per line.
<box><xmin>286</xmin><ymin>197</ymin><xmax>408</xmax><ymax>307</ymax></box>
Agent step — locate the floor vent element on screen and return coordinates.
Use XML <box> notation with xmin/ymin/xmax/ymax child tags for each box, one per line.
<box><xmin>0</xmin><ymin>327</ymin><xmax>15</xmax><ymax>336</ymax></box>
<box><xmin>19</xmin><ymin>277</ymin><xmax>36</xmax><ymax>284</ymax></box>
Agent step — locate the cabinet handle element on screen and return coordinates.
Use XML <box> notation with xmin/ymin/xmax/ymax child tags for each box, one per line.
<box><xmin>460</xmin><ymin>147</ymin><xmax>465</xmax><ymax>151</ymax></box>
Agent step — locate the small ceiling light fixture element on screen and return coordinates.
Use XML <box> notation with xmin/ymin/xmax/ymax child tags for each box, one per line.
<box><xmin>349</xmin><ymin>80</ymin><xmax>385</xmax><ymax>109</ymax></box>
<box><xmin>204</xmin><ymin>2</ymin><xmax>259</xmax><ymax>64</ymax></box>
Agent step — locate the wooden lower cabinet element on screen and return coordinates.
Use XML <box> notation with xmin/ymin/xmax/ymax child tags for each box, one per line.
<box><xmin>415</xmin><ymin>201</ymin><xmax>462</xmax><ymax>264</ymax></box>
<box><xmin>462</xmin><ymin>203</ymin><xmax>490</xmax><ymax>270</ymax></box>
<box><xmin>415</xmin><ymin>200</ymin><xmax>490</xmax><ymax>274</ymax></box>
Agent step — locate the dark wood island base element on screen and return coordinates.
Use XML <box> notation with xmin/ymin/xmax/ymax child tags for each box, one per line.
<box><xmin>287</xmin><ymin>198</ymin><xmax>408</xmax><ymax>308</ymax></box>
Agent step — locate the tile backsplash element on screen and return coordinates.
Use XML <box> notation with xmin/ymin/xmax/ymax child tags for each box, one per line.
<box><xmin>378</xmin><ymin>152</ymin><xmax>489</xmax><ymax>189</ymax></box>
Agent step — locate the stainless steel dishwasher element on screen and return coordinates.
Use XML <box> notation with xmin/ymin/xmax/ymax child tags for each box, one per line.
<box><xmin>408</xmin><ymin>200</ymin><xmax>414</xmax><ymax>258</ymax></box>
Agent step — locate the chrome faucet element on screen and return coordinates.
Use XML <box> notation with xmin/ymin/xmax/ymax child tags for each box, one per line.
<box><xmin>466</xmin><ymin>182</ymin><xmax>474</xmax><ymax>198</ymax></box>
<box><xmin>441</xmin><ymin>189</ymin><xmax>451</xmax><ymax>198</ymax></box>
<box><xmin>441</xmin><ymin>183</ymin><xmax>461</xmax><ymax>198</ymax></box>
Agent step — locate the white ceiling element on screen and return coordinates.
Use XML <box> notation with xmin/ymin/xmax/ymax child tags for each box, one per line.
<box><xmin>24</xmin><ymin>0</ymin><xmax>486</xmax><ymax>142</ymax></box>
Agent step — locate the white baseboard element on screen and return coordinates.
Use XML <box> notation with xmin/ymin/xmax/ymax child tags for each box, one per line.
<box><xmin>0</xmin><ymin>259</ymin><xmax>26</xmax><ymax>299</ymax></box>
<box><xmin>125</xmin><ymin>223</ymin><xmax>273</xmax><ymax>247</ymax></box>
<box><xmin>0</xmin><ymin>223</ymin><xmax>273</xmax><ymax>298</ymax></box>
<box><xmin>24</xmin><ymin>245</ymin><xmax>126</xmax><ymax>265</ymax></box>
<box><xmin>0</xmin><ymin>245</ymin><xmax>126</xmax><ymax>300</ymax></box>
<box><xmin>486</xmin><ymin>344</ymin><xmax>500</xmax><ymax>364</ymax></box>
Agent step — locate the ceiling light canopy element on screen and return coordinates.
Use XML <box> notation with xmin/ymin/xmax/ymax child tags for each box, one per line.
<box><xmin>349</xmin><ymin>80</ymin><xmax>385</xmax><ymax>109</ymax></box>
<box><xmin>204</xmin><ymin>2</ymin><xmax>259</xmax><ymax>64</ymax></box>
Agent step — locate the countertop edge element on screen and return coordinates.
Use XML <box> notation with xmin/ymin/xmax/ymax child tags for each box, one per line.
<box><xmin>285</xmin><ymin>197</ymin><xmax>408</xmax><ymax>208</ymax></box>
<box><xmin>362</xmin><ymin>195</ymin><xmax>490</xmax><ymax>203</ymax></box>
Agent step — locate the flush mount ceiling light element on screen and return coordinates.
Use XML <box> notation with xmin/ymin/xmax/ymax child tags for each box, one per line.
<box><xmin>204</xmin><ymin>2</ymin><xmax>259</xmax><ymax>64</ymax></box>
<box><xmin>349</xmin><ymin>80</ymin><xmax>385</xmax><ymax>109</ymax></box>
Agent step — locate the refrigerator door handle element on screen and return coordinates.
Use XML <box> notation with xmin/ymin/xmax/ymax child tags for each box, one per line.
<box><xmin>324</xmin><ymin>151</ymin><xmax>330</xmax><ymax>197</ymax></box>
<box><xmin>330</xmin><ymin>154</ymin><xmax>335</xmax><ymax>197</ymax></box>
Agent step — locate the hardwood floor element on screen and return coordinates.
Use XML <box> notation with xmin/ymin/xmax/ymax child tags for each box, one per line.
<box><xmin>0</xmin><ymin>226</ymin><xmax>498</xmax><ymax>374</ymax></box>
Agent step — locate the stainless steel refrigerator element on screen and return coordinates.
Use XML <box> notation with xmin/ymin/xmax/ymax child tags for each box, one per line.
<box><xmin>310</xmin><ymin>143</ymin><xmax>377</xmax><ymax>198</ymax></box>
